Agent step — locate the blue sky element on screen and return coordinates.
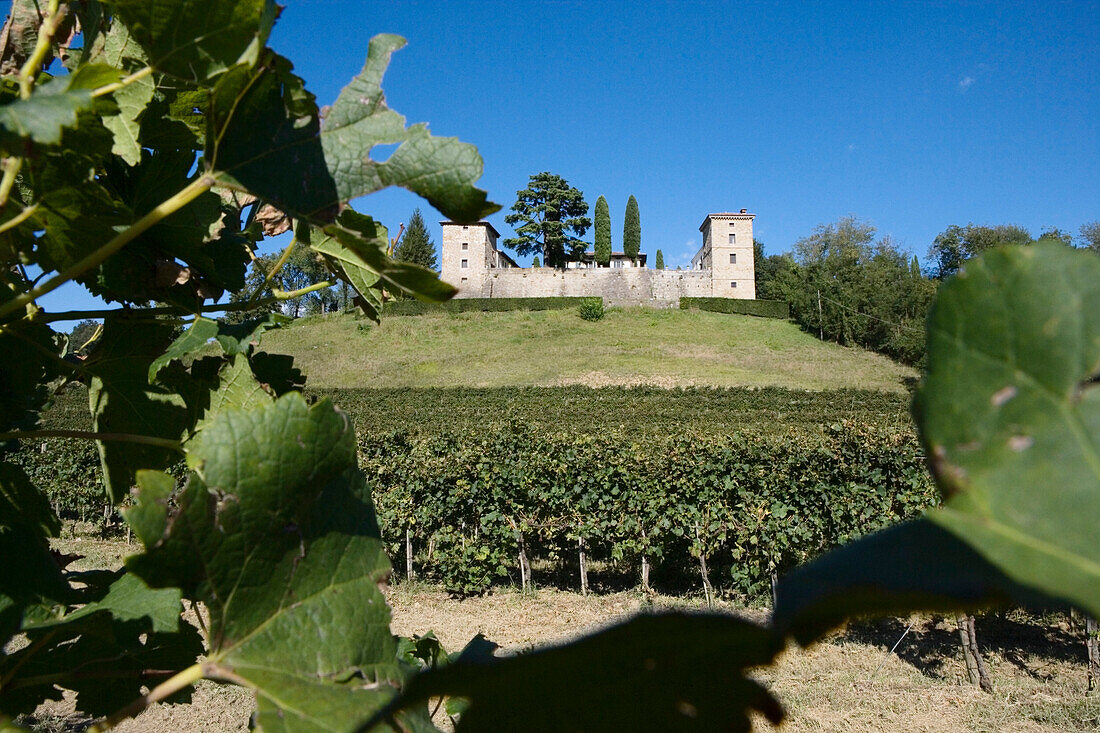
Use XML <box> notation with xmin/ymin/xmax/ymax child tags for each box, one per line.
<box><xmin>42</xmin><ymin>1</ymin><xmax>1100</xmax><ymax>320</ymax></box>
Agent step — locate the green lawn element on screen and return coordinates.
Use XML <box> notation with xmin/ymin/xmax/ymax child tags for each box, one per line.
<box><xmin>259</xmin><ymin>306</ymin><xmax>916</xmax><ymax>392</ymax></box>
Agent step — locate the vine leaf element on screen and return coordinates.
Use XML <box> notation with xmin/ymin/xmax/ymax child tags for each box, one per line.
<box><xmin>208</xmin><ymin>37</ymin><xmax>497</xmax><ymax>224</ymax></box>
<box><xmin>367</xmin><ymin>613</ymin><xmax>784</xmax><ymax>733</ymax></box>
<box><xmin>125</xmin><ymin>394</ymin><xmax>410</xmax><ymax>730</ymax></box>
<box><xmin>91</xmin><ymin>17</ymin><xmax>156</xmax><ymax>165</ymax></box>
<box><xmin>0</xmin><ymin>462</ymin><xmax>68</xmax><ymax>621</ymax></box>
<box><xmin>320</xmin><ymin>34</ymin><xmax>498</xmax><ymax>222</ymax></box>
<box><xmin>0</xmin><ymin>572</ymin><xmax>202</xmax><ymax>718</ymax></box>
<box><xmin>148</xmin><ymin>313</ymin><xmax>288</xmax><ymax>382</ymax></box>
<box><xmin>0</xmin><ymin>80</ymin><xmax>96</xmax><ymax>154</ymax></box>
<box><xmin>773</xmin><ymin>244</ymin><xmax>1100</xmax><ymax>640</ymax></box>
<box><xmin>106</xmin><ymin>0</ymin><xmax>278</xmax><ymax>84</ymax></box>
<box><xmin>86</xmin><ymin>315</ymin><xmax>188</xmax><ymax>502</ymax></box>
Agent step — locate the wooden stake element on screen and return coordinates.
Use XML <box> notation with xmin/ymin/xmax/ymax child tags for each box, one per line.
<box><xmin>405</xmin><ymin>527</ymin><xmax>414</xmax><ymax>581</ymax></box>
<box><xmin>1087</xmin><ymin>615</ymin><xmax>1099</xmax><ymax>694</ymax></box>
<box><xmin>578</xmin><ymin>534</ymin><xmax>588</xmax><ymax>596</ymax></box>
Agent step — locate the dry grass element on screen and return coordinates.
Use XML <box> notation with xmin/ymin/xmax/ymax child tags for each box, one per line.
<box><xmin>31</xmin><ymin>536</ymin><xmax>1097</xmax><ymax>733</ymax></box>
<box><xmin>257</xmin><ymin>308</ymin><xmax>916</xmax><ymax>393</ymax></box>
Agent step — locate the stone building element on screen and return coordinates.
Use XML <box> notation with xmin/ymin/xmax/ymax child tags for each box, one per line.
<box><xmin>439</xmin><ymin>210</ymin><xmax>756</xmax><ymax>307</ymax></box>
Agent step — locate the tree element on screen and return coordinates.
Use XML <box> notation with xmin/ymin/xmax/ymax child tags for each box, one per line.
<box><xmin>655</xmin><ymin>249</ymin><xmax>665</xmax><ymax>270</ymax></box>
<box><xmin>1036</xmin><ymin>226</ymin><xmax>1073</xmax><ymax>247</ymax></box>
<box><xmin>65</xmin><ymin>319</ymin><xmax>101</xmax><ymax>357</ymax></box>
<box><xmin>594</xmin><ymin>195</ymin><xmax>611</xmax><ymax>266</ymax></box>
<box><xmin>503</xmin><ymin>172</ymin><xmax>591</xmax><ymax>268</ymax></box>
<box><xmin>532</xmin><ymin>256</ymin><xmax>541</xmax><ymax>267</ymax></box>
<box><xmin>1080</xmin><ymin>221</ymin><xmax>1100</xmax><ymax>253</ymax></box>
<box><xmin>394</xmin><ymin>208</ymin><xmax>438</xmax><ymax>270</ymax></box>
<box><xmin>623</xmin><ymin>194</ymin><xmax>640</xmax><ymax>263</ymax></box>
<box><xmin>926</xmin><ymin>223</ymin><xmax>1031</xmax><ymax>279</ymax></box>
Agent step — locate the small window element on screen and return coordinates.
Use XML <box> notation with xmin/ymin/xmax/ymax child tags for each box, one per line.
<box><xmin>461</xmin><ymin>259</ymin><xmax>468</xmax><ymax>269</ymax></box>
<box><xmin>730</xmin><ymin>281</ymin><xmax>737</xmax><ymax>288</ymax></box>
<box><xmin>461</xmin><ymin>277</ymin><xmax>468</xmax><ymax>282</ymax></box>
<box><xmin>729</xmin><ymin>253</ymin><xmax>737</xmax><ymax>264</ymax></box>
<box><xmin>461</xmin><ymin>242</ymin><xmax>468</xmax><ymax>250</ymax></box>
<box><xmin>462</xmin><ymin>225</ymin><xmax>469</xmax><ymax>230</ymax></box>
<box><xmin>728</xmin><ymin>233</ymin><xmax>736</xmax><ymax>244</ymax></box>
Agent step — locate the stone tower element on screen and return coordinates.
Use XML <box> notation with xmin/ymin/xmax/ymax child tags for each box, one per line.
<box><xmin>438</xmin><ymin>221</ymin><xmax>515</xmax><ymax>297</ymax></box>
<box><xmin>696</xmin><ymin>211</ymin><xmax>756</xmax><ymax>298</ymax></box>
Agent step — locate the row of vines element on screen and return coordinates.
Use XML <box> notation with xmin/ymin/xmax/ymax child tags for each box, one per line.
<box><xmin>362</xmin><ymin>425</ymin><xmax>936</xmax><ymax>597</ymax></box>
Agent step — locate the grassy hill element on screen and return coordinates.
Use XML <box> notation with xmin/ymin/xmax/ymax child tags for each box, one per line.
<box><xmin>260</xmin><ymin>306</ymin><xmax>916</xmax><ymax>392</ymax></box>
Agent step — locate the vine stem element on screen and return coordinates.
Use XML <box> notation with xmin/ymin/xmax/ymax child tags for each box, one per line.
<box><xmin>37</xmin><ymin>295</ymin><xmax>285</xmax><ymax>324</ymax></box>
<box><xmin>272</xmin><ymin>280</ymin><xmax>334</xmax><ymax>300</ymax></box>
<box><xmin>0</xmin><ymin>429</ymin><xmax>183</xmax><ymax>452</ymax></box>
<box><xmin>248</xmin><ymin>234</ymin><xmax>297</xmax><ymax>305</ymax></box>
<box><xmin>91</xmin><ymin>66</ymin><xmax>154</xmax><ymax>98</ymax></box>
<box><xmin>0</xmin><ymin>176</ymin><xmax>215</xmax><ymax>321</ymax></box>
<box><xmin>87</xmin><ymin>662</ymin><xmax>204</xmax><ymax>732</ymax></box>
<box><xmin>0</xmin><ymin>0</ymin><xmax>66</xmax><ymax>208</ymax></box>
<box><xmin>0</xmin><ymin>203</ymin><xmax>37</xmax><ymax>235</ymax></box>
<box><xmin>18</xmin><ymin>0</ymin><xmax>64</xmax><ymax>99</ymax></box>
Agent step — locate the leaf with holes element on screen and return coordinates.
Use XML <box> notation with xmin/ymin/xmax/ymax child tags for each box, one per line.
<box><xmin>125</xmin><ymin>393</ymin><xmax>413</xmax><ymax>730</ymax></box>
<box><xmin>773</xmin><ymin>243</ymin><xmax>1100</xmax><ymax>640</ymax></box>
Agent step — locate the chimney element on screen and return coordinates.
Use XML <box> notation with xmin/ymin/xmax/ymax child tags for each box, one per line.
<box><xmin>740</xmin><ymin>208</ymin><xmax>747</xmax><ymax>214</ymax></box>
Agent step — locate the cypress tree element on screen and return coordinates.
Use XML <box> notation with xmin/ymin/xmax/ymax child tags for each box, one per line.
<box><xmin>532</xmin><ymin>256</ymin><xmax>540</xmax><ymax>267</ymax></box>
<box><xmin>655</xmin><ymin>249</ymin><xmax>665</xmax><ymax>270</ymax></box>
<box><xmin>594</xmin><ymin>195</ymin><xmax>611</xmax><ymax>266</ymax></box>
<box><xmin>394</xmin><ymin>208</ymin><xmax>438</xmax><ymax>270</ymax></box>
<box><xmin>623</xmin><ymin>195</ymin><xmax>640</xmax><ymax>264</ymax></box>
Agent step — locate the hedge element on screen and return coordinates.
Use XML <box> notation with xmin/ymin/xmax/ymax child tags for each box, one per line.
<box><xmin>679</xmin><ymin>297</ymin><xmax>789</xmax><ymax>319</ymax></box>
<box><xmin>361</xmin><ymin>424</ymin><xmax>935</xmax><ymax>597</ymax></box>
<box><xmin>384</xmin><ymin>296</ymin><xmax>601</xmax><ymax>316</ymax></box>
<box><xmin>311</xmin><ymin>386</ymin><xmax>914</xmax><ymax>438</ymax></box>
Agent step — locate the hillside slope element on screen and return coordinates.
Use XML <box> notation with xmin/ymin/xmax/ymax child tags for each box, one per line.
<box><xmin>260</xmin><ymin>307</ymin><xmax>916</xmax><ymax>392</ymax></box>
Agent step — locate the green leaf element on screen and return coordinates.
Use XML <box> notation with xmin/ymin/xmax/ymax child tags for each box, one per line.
<box><xmin>0</xmin><ymin>463</ymin><xmax>68</xmax><ymax>605</ymax></box>
<box><xmin>86</xmin><ymin>315</ymin><xmax>187</xmax><ymax>502</ymax></box>
<box><xmin>0</xmin><ymin>89</ymin><xmax>91</xmax><ymax>154</ymax></box>
<box><xmin>148</xmin><ymin>313</ymin><xmax>288</xmax><ymax>382</ymax></box>
<box><xmin>303</xmin><ymin>210</ymin><xmax>456</xmax><ymax>320</ymax></box>
<box><xmin>321</xmin><ymin>35</ymin><xmax>497</xmax><ymax>222</ymax></box>
<box><xmin>106</xmin><ymin>0</ymin><xmax>277</xmax><ymax>84</ymax></box>
<box><xmin>0</xmin><ymin>461</ymin><xmax>60</xmax><ymax>539</ymax></box>
<box><xmin>127</xmin><ymin>393</ymin><xmax>406</xmax><ymax>729</ymax></box>
<box><xmin>208</xmin><ymin>41</ymin><xmax>497</xmax><ymax>224</ymax></box>
<box><xmin>773</xmin><ymin>244</ymin><xmax>1100</xmax><ymax>641</ymax></box>
<box><xmin>0</xmin><ymin>572</ymin><xmax>202</xmax><ymax>718</ymax></box>
<box><xmin>93</xmin><ymin>20</ymin><xmax>157</xmax><ymax>165</ymax></box>
<box><xmin>369</xmin><ymin>613</ymin><xmax>784</xmax><ymax>733</ymax></box>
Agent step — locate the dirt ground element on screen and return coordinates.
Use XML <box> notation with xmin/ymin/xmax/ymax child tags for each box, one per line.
<box><xmin>25</xmin><ymin>540</ymin><xmax>1100</xmax><ymax>732</ymax></box>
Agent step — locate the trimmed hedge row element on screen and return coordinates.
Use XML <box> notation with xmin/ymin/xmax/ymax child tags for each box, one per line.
<box><xmin>384</xmin><ymin>296</ymin><xmax>601</xmax><ymax>316</ymax></box>
<box><xmin>312</xmin><ymin>386</ymin><xmax>914</xmax><ymax>437</ymax></box>
<box><xmin>680</xmin><ymin>297</ymin><xmax>789</xmax><ymax>319</ymax></box>
<box><xmin>361</xmin><ymin>425</ymin><xmax>936</xmax><ymax>597</ymax></box>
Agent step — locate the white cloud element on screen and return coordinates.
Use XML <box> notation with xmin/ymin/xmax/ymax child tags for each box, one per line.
<box><xmin>958</xmin><ymin>76</ymin><xmax>974</xmax><ymax>92</ymax></box>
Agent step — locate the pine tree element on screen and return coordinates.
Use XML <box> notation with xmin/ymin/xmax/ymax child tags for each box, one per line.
<box><xmin>394</xmin><ymin>208</ymin><xmax>438</xmax><ymax>270</ymax></box>
<box><xmin>594</xmin><ymin>195</ymin><xmax>611</xmax><ymax>266</ymax></box>
<box><xmin>655</xmin><ymin>249</ymin><xmax>665</xmax><ymax>270</ymax></box>
<box><xmin>503</xmin><ymin>172</ymin><xmax>590</xmax><ymax>268</ymax></box>
<box><xmin>623</xmin><ymin>195</ymin><xmax>640</xmax><ymax>264</ymax></box>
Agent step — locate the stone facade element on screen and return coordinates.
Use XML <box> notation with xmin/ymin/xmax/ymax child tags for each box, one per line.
<box><xmin>440</xmin><ymin>211</ymin><xmax>755</xmax><ymax>306</ymax></box>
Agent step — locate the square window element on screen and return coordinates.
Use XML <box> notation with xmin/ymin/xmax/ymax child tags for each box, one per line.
<box><xmin>462</xmin><ymin>225</ymin><xmax>469</xmax><ymax>230</ymax></box>
<box><xmin>730</xmin><ymin>281</ymin><xmax>737</xmax><ymax>288</ymax></box>
<box><xmin>728</xmin><ymin>233</ymin><xmax>736</xmax><ymax>244</ymax></box>
<box><xmin>729</xmin><ymin>253</ymin><xmax>737</xmax><ymax>264</ymax></box>
<box><xmin>461</xmin><ymin>259</ymin><xmax>468</xmax><ymax>268</ymax></box>
<box><xmin>461</xmin><ymin>242</ymin><xmax>468</xmax><ymax>250</ymax></box>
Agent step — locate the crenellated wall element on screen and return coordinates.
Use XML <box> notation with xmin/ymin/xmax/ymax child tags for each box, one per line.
<box><xmin>474</xmin><ymin>268</ymin><xmax>712</xmax><ymax>307</ymax></box>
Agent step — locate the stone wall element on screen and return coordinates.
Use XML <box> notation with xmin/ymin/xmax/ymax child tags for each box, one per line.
<box><xmin>472</xmin><ymin>268</ymin><xmax>712</xmax><ymax>307</ymax></box>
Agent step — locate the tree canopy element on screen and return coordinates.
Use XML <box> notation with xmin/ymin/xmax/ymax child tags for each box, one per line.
<box><xmin>394</xmin><ymin>208</ymin><xmax>438</xmax><ymax>270</ymax></box>
<box><xmin>623</xmin><ymin>195</ymin><xmax>640</xmax><ymax>263</ymax></box>
<box><xmin>503</xmin><ymin>172</ymin><xmax>591</xmax><ymax>268</ymax></box>
<box><xmin>926</xmin><ymin>223</ymin><xmax>1031</xmax><ymax>279</ymax></box>
<box><xmin>655</xmin><ymin>249</ymin><xmax>665</xmax><ymax>270</ymax></box>
<box><xmin>594</xmin><ymin>195</ymin><xmax>611</xmax><ymax>266</ymax></box>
